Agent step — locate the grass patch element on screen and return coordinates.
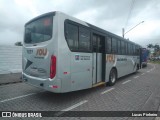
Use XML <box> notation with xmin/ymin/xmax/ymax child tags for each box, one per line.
<box><xmin>149</xmin><ymin>61</ymin><xmax>160</xmax><ymax>64</ymax></box>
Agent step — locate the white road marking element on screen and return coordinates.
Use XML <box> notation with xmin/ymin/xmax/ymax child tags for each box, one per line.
<box><xmin>0</xmin><ymin>93</ymin><xmax>37</xmax><ymax>103</ymax></box>
<box><xmin>141</xmin><ymin>73</ymin><xmax>145</xmax><ymax>75</ymax></box>
<box><xmin>122</xmin><ymin>80</ymin><xmax>131</xmax><ymax>84</ymax></box>
<box><xmin>101</xmin><ymin>88</ymin><xmax>115</xmax><ymax>94</ymax></box>
<box><xmin>0</xmin><ymin>91</ymin><xmax>44</xmax><ymax>103</ymax></box>
<box><xmin>134</xmin><ymin>76</ymin><xmax>139</xmax><ymax>79</ymax></box>
<box><xmin>151</xmin><ymin>65</ymin><xmax>156</xmax><ymax>71</ymax></box>
<box><xmin>62</xmin><ymin>100</ymin><xmax>88</xmax><ymax>111</ymax></box>
<box><xmin>55</xmin><ymin>100</ymin><xmax>88</xmax><ymax>116</ymax></box>
<box><xmin>153</xmin><ymin>65</ymin><xmax>155</xmax><ymax>70</ymax></box>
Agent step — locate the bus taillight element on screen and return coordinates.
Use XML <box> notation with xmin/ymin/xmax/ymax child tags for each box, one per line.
<box><xmin>50</xmin><ymin>55</ymin><xmax>56</xmax><ymax>79</ymax></box>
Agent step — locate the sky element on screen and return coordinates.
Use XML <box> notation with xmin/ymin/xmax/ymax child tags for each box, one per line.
<box><xmin>0</xmin><ymin>0</ymin><xmax>160</xmax><ymax>47</ymax></box>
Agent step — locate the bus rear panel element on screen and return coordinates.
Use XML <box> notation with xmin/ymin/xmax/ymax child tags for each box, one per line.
<box><xmin>22</xmin><ymin>12</ymin><xmax>62</xmax><ymax>93</ymax></box>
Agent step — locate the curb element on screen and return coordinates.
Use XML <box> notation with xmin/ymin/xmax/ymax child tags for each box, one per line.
<box><xmin>0</xmin><ymin>81</ymin><xmax>23</xmax><ymax>86</ymax></box>
<box><xmin>0</xmin><ymin>73</ymin><xmax>22</xmax><ymax>85</ymax></box>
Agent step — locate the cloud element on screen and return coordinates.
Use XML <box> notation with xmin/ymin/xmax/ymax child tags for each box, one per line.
<box><xmin>0</xmin><ymin>0</ymin><xmax>160</xmax><ymax>47</ymax></box>
<box><xmin>0</xmin><ymin>29</ymin><xmax>23</xmax><ymax>45</ymax></box>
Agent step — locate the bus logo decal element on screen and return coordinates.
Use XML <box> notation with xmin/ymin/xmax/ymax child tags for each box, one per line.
<box><xmin>36</xmin><ymin>48</ymin><xmax>47</xmax><ymax>56</ymax></box>
<box><xmin>75</xmin><ymin>54</ymin><xmax>80</xmax><ymax>61</ymax></box>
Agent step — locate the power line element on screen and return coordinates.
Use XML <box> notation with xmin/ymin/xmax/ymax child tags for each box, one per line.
<box><xmin>124</xmin><ymin>0</ymin><xmax>136</xmax><ymax>29</ymax></box>
<box><xmin>141</xmin><ymin>39</ymin><xmax>160</xmax><ymax>40</ymax></box>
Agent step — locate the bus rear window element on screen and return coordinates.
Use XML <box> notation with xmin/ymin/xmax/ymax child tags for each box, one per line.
<box><xmin>24</xmin><ymin>15</ymin><xmax>53</xmax><ymax>44</ymax></box>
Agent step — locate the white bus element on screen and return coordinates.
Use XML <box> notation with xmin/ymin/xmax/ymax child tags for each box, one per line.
<box><xmin>22</xmin><ymin>11</ymin><xmax>141</xmax><ymax>93</ymax></box>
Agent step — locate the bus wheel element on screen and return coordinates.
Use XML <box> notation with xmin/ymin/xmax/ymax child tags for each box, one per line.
<box><xmin>108</xmin><ymin>68</ymin><xmax>117</xmax><ymax>86</ymax></box>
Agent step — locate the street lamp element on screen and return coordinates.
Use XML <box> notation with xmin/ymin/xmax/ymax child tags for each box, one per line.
<box><xmin>122</xmin><ymin>21</ymin><xmax>144</xmax><ymax>38</ymax></box>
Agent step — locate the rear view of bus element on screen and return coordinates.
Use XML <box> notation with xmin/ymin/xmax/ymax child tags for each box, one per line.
<box><xmin>22</xmin><ymin>11</ymin><xmax>142</xmax><ymax>93</ymax></box>
<box><xmin>22</xmin><ymin>12</ymin><xmax>60</xmax><ymax>93</ymax></box>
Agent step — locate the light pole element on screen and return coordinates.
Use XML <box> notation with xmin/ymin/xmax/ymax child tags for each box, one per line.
<box><xmin>122</xmin><ymin>21</ymin><xmax>144</xmax><ymax>38</ymax></box>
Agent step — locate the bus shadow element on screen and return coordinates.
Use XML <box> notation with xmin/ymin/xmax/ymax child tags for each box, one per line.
<box><xmin>34</xmin><ymin>72</ymin><xmax>140</xmax><ymax>104</ymax></box>
<box><xmin>112</xmin><ymin>71</ymin><xmax>140</xmax><ymax>85</ymax></box>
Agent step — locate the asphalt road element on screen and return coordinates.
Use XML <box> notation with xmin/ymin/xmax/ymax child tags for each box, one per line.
<box><xmin>0</xmin><ymin>63</ymin><xmax>160</xmax><ymax>120</ymax></box>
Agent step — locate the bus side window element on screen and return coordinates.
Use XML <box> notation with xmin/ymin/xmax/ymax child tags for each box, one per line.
<box><xmin>92</xmin><ymin>35</ymin><xmax>97</xmax><ymax>52</ymax></box>
<box><xmin>112</xmin><ymin>38</ymin><xmax>117</xmax><ymax>54</ymax></box>
<box><xmin>79</xmin><ymin>27</ymin><xmax>91</xmax><ymax>51</ymax></box>
<box><xmin>121</xmin><ymin>41</ymin><xmax>125</xmax><ymax>55</ymax></box>
<box><xmin>133</xmin><ymin>45</ymin><xmax>136</xmax><ymax>55</ymax></box>
<box><xmin>130</xmin><ymin>44</ymin><xmax>133</xmax><ymax>55</ymax></box>
<box><xmin>128</xmin><ymin>43</ymin><xmax>130</xmax><ymax>55</ymax></box>
<box><xmin>124</xmin><ymin>42</ymin><xmax>127</xmax><ymax>55</ymax></box>
<box><xmin>106</xmin><ymin>37</ymin><xmax>111</xmax><ymax>54</ymax></box>
<box><xmin>117</xmin><ymin>40</ymin><xmax>121</xmax><ymax>54</ymax></box>
<box><xmin>136</xmin><ymin>46</ymin><xmax>140</xmax><ymax>55</ymax></box>
<box><xmin>125</xmin><ymin>42</ymin><xmax>128</xmax><ymax>55</ymax></box>
<box><xmin>65</xmin><ymin>23</ymin><xmax>78</xmax><ymax>51</ymax></box>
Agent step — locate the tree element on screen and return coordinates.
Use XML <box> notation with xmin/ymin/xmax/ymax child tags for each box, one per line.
<box><xmin>147</xmin><ymin>44</ymin><xmax>153</xmax><ymax>48</ymax></box>
<box><xmin>154</xmin><ymin>44</ymin><xmax>160</xmax><ymax>51</ymax></box>
<box><xmin>154</xmin><ymin>44</ymin><xmax>160</xmax><ymax>56</ymax></box>
<box><xmin>15</xmin><ymin>41</ymin><xmax>23</xmax><ymax>46</ymax></box>
<box><xmin>147</xmin><ymin>43</ymin><xmax>160</xmax><ymax>57</ymax></box>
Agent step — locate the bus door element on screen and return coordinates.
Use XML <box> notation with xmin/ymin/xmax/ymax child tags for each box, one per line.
<box><xmin>92</xmin><ymin>34</ymin><xmax>105</xmax><ymax>85</ymax></box>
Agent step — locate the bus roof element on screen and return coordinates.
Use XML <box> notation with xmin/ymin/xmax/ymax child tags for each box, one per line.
<box><xmin>25</xmin><ymin>11</ymin><xmax>56</xmax><ymax>26</ymax></box>
<box><xmin>86</xmin><ymin>23</ymin><xmax>141</xmax><ymax>47</ymax></box>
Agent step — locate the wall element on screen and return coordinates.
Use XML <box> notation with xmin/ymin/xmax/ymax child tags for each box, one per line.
<box><xmin>0</xmin><ymin>45</ymin><xmax>22</xmax><ymax>74</ymax></box>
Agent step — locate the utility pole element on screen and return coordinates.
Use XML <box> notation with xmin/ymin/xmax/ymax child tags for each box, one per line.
<box><xmin>122</xmin><ymin>28</ymin><xmax>125</xmax><ymax>38</ymax></box>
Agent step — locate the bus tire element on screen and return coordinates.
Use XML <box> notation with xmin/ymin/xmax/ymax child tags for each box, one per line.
<box><xmin>108</xmin><ymin>68</ymin><xmax>117</xmax><ymax>86</ymax></box>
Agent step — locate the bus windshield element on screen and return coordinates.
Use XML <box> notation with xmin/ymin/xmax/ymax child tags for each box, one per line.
<box><xmin>24</xmin><ymin>15</ymin><xmax>53</xmax><ymax>44</ymax></box>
